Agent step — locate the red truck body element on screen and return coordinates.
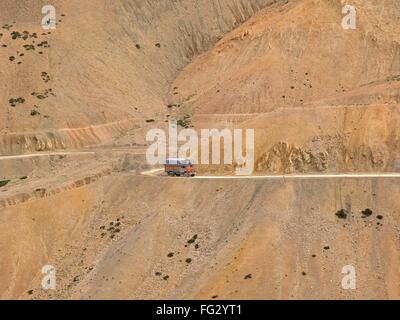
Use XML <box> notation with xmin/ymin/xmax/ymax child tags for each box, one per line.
<box><xmin>164</xmin><ymin>158</ymin><xmax>196</xmax><ymax>177</ymax></box>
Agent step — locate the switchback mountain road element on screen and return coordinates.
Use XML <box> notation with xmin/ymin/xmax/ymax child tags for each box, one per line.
<box><xmin>0</xmin><ymin>151</ymin><xmax>96</xmax><ymax>160</ymax></box>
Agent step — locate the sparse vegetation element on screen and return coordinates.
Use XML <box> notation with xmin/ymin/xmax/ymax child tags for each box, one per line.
<box><xmin>23</xmin><ymin>44</ymin><xmax>35</xmax><ymax>50</ymax></box>
<box><xmin>187</xmin><ymin>234</ymin><xmax>198</xmax><ymax>244</ymax></box>
<box><xmin>335</xmin><ymin>209</ymin><xmax>348</xmax><ymax>219</ymax></box>
<box><xmin>41</xmin><ymin>72</ymin><xmax>50</xmax><ymax>83</ymax></box>
<box><xmin>35</xmin><ymin>188</ymin><xmax>46</xmax><ymax>193</ymax></box>
<box><xmin>37</xmin><ymin>41</ymin><xmax>49</xmax><ymax>48</ymax></box>
<box><xmin>31</xmin><ymin>88</ymin><xmax>54</xmax><ymax>100</ymax></box>
<box><xmin>167</xmin><ymin>104</ymin><xmax>179</xmax><ymax>108</ymax></box>
<box><xmin>9</xmin><ymin>97</ymin><xmax>25</xmax><ymax>107</ymax></box>
<box><xmin>0</xmin><ymin>180</ymin><xmax>10</xmax><ymax>187</ymax></box>
<box><xmin>0</xmin><ymin>1</ymin><xmax>399</xmax><ymax>301</ymax></box>
<box><xmin>2</xmin><ymin>24</ymin><xmax>13</xmax><ymax>30</ymax></box>
<box><xmin>11</xmin><ymin>31</ymin><xmax>20</xmax><ymax>39</ymax></box>
<box><xmin>100</xmin><ymin>217</ymin><xmax>124</xmax><ymax>238</ymax></box>
<box><xmin>362</xmin><ymin>208</ymin><xmax>373</xmax><ymax>218</ymax></box>
<box><xmin>177</xmin><ymin>119</ymin><xmax>190</xmax><ymax>128</ymax></box>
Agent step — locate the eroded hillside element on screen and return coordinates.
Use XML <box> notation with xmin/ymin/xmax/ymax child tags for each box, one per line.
<box><xmin>0</xmin><ymin>0</ymin><xmax>277</xmax><ymax>154</ymax></box>
<box><xmin>2</xmin><ymin>173</ymin><xmax>400</xmax><ymax>299</ymax></box>
<box><xmin>171</xmin><ymin>0</ymin><xmax>400</xmax><ymax>174</ymax></box>
<box><xmin>0</xmin><ymin>0</ymin><xmax>400</xmax><ymax>301</ymax></box>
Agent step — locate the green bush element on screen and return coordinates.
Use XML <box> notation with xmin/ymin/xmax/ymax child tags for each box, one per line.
<box><xmin>361</xmin><ymin>208</ymin><xmax>373</xmax><ymax>218</ymax></box>
<box><xmin>335</xmin><ymin>209</ymin><xmax>348</xmax><ymax>219</ymax></box>
<box><xmin>177</xmin><ymin>119</ymin><xmax>189</xmax><ymax>128</ymax></box>
<box><xmin>0</xmin><ymin>180</ymin><xmax>10</xmax><ymax>187</ymax></box>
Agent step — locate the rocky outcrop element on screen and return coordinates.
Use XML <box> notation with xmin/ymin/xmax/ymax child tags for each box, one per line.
<box><xmin>0</xmin><ymin>119</ymin><xmax>135</xmax><ymax>155</ymax></box>
<box><xmin>256</xmin><ymin>141</ymin><xmax>329</xmax><ymax>173</ymax></box>
<box><xmin>256</xmin><ymin>140</ymin><xmax>392</xmax><ymax>174</ymax></box>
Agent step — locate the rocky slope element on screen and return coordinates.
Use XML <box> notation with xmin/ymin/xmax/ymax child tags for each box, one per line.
<box><xmin>0</xmin><ymin>0</ymin><xmax>278</xmax><ymax>154</ymax></box>
<box><xmin>1</xmin><ymin>0</ymin><xmax>400</xmax><ymax>301</ymax></box>
<box><xmin>171</xmin><ymin>0</ymin><xmax>400</xmax><ymax>174</ymax></box>
<box><xmin>2</xmin><ymin>173</ymin><xmax>400</xmax><ymax>299</ymax></box>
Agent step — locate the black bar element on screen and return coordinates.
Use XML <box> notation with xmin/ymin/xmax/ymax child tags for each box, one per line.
<box><xmin>0</xmin><ymin>300</ymin><xmax>395</xmax><ymax>318</ymax></box>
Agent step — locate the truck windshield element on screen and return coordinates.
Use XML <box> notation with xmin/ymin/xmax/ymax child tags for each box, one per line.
<box><xmin>166</xmin><ymin>159</ymin><xmax>192</xmax><ymax>165</ymax></box>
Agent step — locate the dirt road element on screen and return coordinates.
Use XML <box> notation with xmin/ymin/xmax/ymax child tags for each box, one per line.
<box><xmin>140</xmin><ymin>168</ymin><xmax>400</xmax><ymax>179</ymax></box>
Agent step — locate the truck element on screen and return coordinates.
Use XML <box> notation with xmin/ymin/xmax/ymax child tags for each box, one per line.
<box><xmin>164</xmin><ymin>158</ymin><xmax>196</xmax><ymax>177</ymax></box>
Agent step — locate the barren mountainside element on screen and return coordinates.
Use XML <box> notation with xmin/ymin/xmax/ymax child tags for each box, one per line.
<box><xmin>0</xmin><ymin>0</ymin><xmax>400</xmax><ymax>301</ymax></box>
<box><xmin>0</xmin><ymin>0</ymin><xmax>277</xmax><ymax>154</ymax></box>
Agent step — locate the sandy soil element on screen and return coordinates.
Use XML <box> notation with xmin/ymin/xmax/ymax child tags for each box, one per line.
<box><xmin>0</xmin><ymin>0</ymin><xmax>400</xmax><ymax>300</ymax></box>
